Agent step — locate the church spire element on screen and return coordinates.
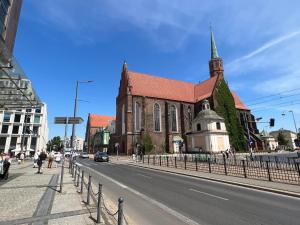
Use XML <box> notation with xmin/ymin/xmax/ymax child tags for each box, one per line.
<box><xmin>210</xmin><ymin>27</ymin><xmax>219</xmax><ymax>59</ymax></box>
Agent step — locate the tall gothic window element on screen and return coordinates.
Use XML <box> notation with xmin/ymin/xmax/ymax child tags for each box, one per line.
<box><xmin>135</xmin><ymin>102</ymin><xmax>141</xmax><ymax>131</ymax></box>
<box><xmin>187</xmin><ymin>106</ymin><xmax>192</xmax><ymax>129</ymax></box>
<box><xmin>154</xmin><ymin>103</ymin><xmax>161</xmax><ymax>132</ymax></box>
<box><xmin>122</xmin><ymin>104</ymin><xmax>125</xmax><ymax>134</ymax></box>
<box><xmin>170</xmin><ymin>105</ymin><xmax>177</xmax><ymax>132</ymax></box>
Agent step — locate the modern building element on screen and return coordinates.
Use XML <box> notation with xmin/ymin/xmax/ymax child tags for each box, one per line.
<box><xmin>0</xmin><ymin>103</ymin><xmax>48</xmax><ymax>155</ymax></box>
<box><xmin>65</xmin><ymin>136</ymin><xmax>84</xmax><ymax>151</ymax></box>
<box><xmin>270</xmin><ymin>129</ymin><xmax>297</xmax><ymax>150</ymax></box>
<box><xmin>85</xmin><ymin>114</ymin><xmax>115</xmax><ymax>153</ymax></box>
<box><xmin>187</xmin><ymin>100</ymin><xmax>230</xmax><ymax>153</ymax></box>
<box><xmin>114</xmin><ymin>31</ymin><xmax>261</xmax><ymax>155</ymax></box>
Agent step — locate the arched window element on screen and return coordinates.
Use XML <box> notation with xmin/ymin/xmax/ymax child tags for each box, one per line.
<box><xmin>188</xmin><ymin>106</ymin><xmax>192</xmax><ymax>129</ymax></box>
<box><xmin>170</xmin><ymin>105</ymin><xmax>177</xmax><ymax>132</ymax></box>
<box><xmin>122</xmin><ymin>104</ymin><xmax>125</xmax><ymax>134</ymax></box>
<box><xmin>216</xmin><ymin>122</ymin><xmax>221</xmax><ymax>130</ymax></box>
<box><xmin>154</xmin><ymin>103</ymin><xmax>161</xmax><ymax>131</ymax></box>
<box><xmin>197</xmin><ymin>123</ymin><xmax>201</xmax><ymax>131</ymax></box>
<box><xmin>135</xmin><ymin>102</ymin><xmax>141</xmax><ymax>131</ymax></box>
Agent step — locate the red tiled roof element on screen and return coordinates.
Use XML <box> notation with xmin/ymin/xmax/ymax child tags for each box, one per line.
<box><xmin>231</xmin><ymin>92</ymin><xmax>249</xmax><ymax>110</ymax></box>
<box><xmin>89</xmin><ymin>114</ymin><xmax>115</xmax><ymax>128</ymax></box>
<box><xmin>128</xmin><ymin>71</ymin><xmax>195</xmax><ymax>103</ymax></box>
<box><xmin>127</xmin><ymin>70</ymin><xmax>248</xmax><ymax>110</ymax></box>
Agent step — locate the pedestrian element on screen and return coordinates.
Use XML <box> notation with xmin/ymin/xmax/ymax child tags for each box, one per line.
<box><xmin>55</xmin><ymin>152</ymin><xmax>61</xmax><ymax>168</ymax></box>
<box><xmin>225</xmin><ymin>149</ymin><xmax>229</xmax><ymax>159</ymax></box>
<box><xmin>0</xmin><ymin>153</ymin><xmax>4</xmax><ymax>180</ymax></box>
<box><xmin>33</xmin><ymin>151</ymin><xmax>39</xmax><ymax>168</ymax></box>
<box><xmin>20</xmin><ymin>152</ymin><xmax>25</xmax><ymax>164</ymax></box>
<box><xmin>47</xmin><ymin>151</ymin><xmax>54</xmax><ymax>168</ymax></box>
<box><xmin>2</xmin><ymin>153</ymin><xmax>11</xmax><ymax>180</ymax></box>
<box><xmin>36</xmin><ymin>152</ymin><xmax>43</xmax><ymax>174</ymax></box>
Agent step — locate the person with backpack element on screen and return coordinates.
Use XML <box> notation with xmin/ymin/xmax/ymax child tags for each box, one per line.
<box><xmin>36</xmin><ymin>152</ymin><xmax>43</xmax><ymax>174</ymax></box>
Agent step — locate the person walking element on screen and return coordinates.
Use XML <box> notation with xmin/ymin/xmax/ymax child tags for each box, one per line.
<box><xmin>47</xmin><ymin>151</ymin><xmax>54</xmax><ymax>168</ymax></box>
<box><xmin>20</xmin><ymin>152</ymin><xmax>25</xmax><ymax>164</ymax></box>
<box><xmin>55</xmin><ymin>152</ymin><xmax>61</xmax><ymax>168</ymax></box>
<box><xmin>36</xmin><ymin>152</ymin><xmax>43</xmax><ymax>174</ymax></box>
<box><xmin>33</xmin><ymin>151</ymin><xmax>39</xmax><ymax>168</ymax></box>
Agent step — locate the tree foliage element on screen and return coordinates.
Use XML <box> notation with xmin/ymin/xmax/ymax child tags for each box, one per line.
<box><xmin>47</xmin><ymin>136</ymin><xmax>63</xmax><ymax>151</ymax></box>
<box><xmin>214</xmin><ymin>78</ymin><xmax>247</xmax><ymax>151</ymax></box>
<box><xmin>277</xmin><ymin>131</ymin><xmax>289</xmax><ymax>146</ymax></box>
<box><xmin>141</xmin><ymin>133</ymin><xmax>154</xmax><ymax>154</ymax></box>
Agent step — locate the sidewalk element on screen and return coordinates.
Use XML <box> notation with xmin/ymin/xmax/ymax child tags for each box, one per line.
<box><xmin>0</xmin><ymin>160</ymin><xmax>115</xmax><ymax>225</ymax></box>
<box><xmin>110</xmin><ymin>156</ymin><xmax>300</xmax><ymax>198</ymax></box>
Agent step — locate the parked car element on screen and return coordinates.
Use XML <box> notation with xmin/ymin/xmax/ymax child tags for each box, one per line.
<box><xmin>94</xmin><ymin>152</ymin><xmax>109</xmax><ymax>162</ymax></box>
<box><xmin>79</xmin><ymin>152</ymin><xmax>89</xmax><ymax>159</ymax></box>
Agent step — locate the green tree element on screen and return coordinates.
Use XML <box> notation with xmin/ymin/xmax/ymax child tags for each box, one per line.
<box><xmin>141</xmin><ymin>133</ymin><xmax>154</xmax><ymax>154</ymax></box>
<box><xmin>47</xmin><ymin>136</ymin><xmax>63</xmax><ymax>151</ymax></box>
<box><xmin>277</xmin><ymin>131</ymin><xmax>288</xmax><ymax>146</ymax></box>
<box><xmin>214</xmin><ymin>79</ymin><xmax>247</xmax><ymax>151</ymax></box>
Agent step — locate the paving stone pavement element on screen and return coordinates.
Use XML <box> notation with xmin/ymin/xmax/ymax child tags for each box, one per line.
<box><xmin>0</xmin><ymin>159</ymin><xmax>116</xmax><ymax>225</ymax></box>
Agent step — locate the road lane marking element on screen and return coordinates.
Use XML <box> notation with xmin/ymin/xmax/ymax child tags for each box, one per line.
<box><xmin>137</xmin><ymin>173</ymin><xmax>152</xmax><ymax>179</ymax></box>
<box><xmin>76</xmin><ymin>162</ymin><xmax>201</xmax><ymax>225</ymax></box>
<box><xmin>189</xmin><ymin>188</ymin><xmax>229</xmax><ymax>201</ymax></box>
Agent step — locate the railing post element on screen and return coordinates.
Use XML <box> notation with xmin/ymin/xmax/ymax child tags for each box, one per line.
<box><xmin>80</xmin><ymin>170</ymin><xmax>84</xmax><ymax>193</ymax></box>
<box><xmin>96</xmin><ymin>183</ymin><xmax>102</xmax><ymax>224</ymax></box>
<box><xmin>167</xmin><ymin>156</ymin><xmax>169</xmax><ymax>167</ymax></box>
<box><xmin>242</xmin><ymin>160</ymin><xmax>247</xmax><ymax>178</ymax></box>
<box><xmin>266</xmin><ymin>161</ymin><xmax>271</xmax><ymax>181</ymax></box>
<box><xmin>71</xmin><ymin>163</ymin><xmax>74</xmax><ymax>177</ymax></box>
<box><xmin>223</xmin><ymin>154</ymin><xmax>227</xmax><ymax>175</ymax></box>
<box><xmin>184</xmin><ymin>155</ymin><xmax>187</xmax><ymax>170</ymax></box>
<box><xmin>77</xmin><ymin>168</ymin><xmax>80</xmax><ymax>187</ymax></box>
<box><xmin>148</xmin><ymin>155</ymin><xmax>150</xmax><ymax>165</ymax></box>
<box><xmin>195</xmin><ymin>157</ymin><xmax>198</xmax><ymax>171</ymax></box>
<box><xmin>159</xmin><ymin>155</ymin><xmax>161</xmax><ymax>166</ymax></box>
<box><xmin>117</xmin><ymin>197</ymin><xmax>124</xmax><ymax>225</ymax></box>
<box><xmin>153</xmin><ymin>156</ymin><xmax>155</xmax><ymax>165</ymax></box>
<box><xmin>69</xmin><ymin>160</ymin><xmax>71</xmax><ymax>173</ymax></box>
<box><xmin>208</xmin><ymin>158</ymin><xmax>211</xmax><ymax>173</ymax></box>
<box><xmin>296</xmin><ymin>163</ymin><xmax>300</xmax><ymax>177</ymax></box>
<box><xmin>175</xmin><ymin>157</ymin><xmax>177</xmax><ymax>168</ymax></box>
<box><xmin>87</xmin><ymin>175</ymin><xmax>92</xmax><ymax>205</ymax></box>
<box><xmin>142</xmin><ymin>154</ymin><xmax>144</xmax><ymax>164</ymax></box>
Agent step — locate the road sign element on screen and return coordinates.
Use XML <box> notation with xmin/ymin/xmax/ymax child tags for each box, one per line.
<box><xmin>54</xmin><ymin>117</ymin><xmax>84</xmax><ymax>124</ymax></box>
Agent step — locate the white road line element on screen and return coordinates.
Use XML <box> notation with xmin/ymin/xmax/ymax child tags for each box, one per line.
<box><xmin>137</xmin><ymin>173</ymin><xmax>152</xmax><ymax>179</ymax></box>
<box><xmin>77</xmin><ymin>163</ymin><xmax>201</xmax><ymax>225</ymax></box>
<box><xmin>189</xmin><ymin>188</ymin><xmax>229</xmax><ymax>201</ymax></box>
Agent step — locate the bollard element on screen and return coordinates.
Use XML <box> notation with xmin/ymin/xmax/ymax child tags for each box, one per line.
<box><xmin>195</xmin><ymin>157</ymin><xmax>198</xmax><ymax>171</ymax></box>
<box><xmin>142</xmin><ymin>154</ymin><xmax>144</xmax><ymax>164</ymax></box>
<box><xmin>266</xmin><ymin>161</ymin><xmax>271</xmax><ymax>181</ymax></box>
<box><xmin>167</xmin><ymin>156</ymin><xmax>169</xmax><ymax>167</ymax></box>
<box><xmin>153</xmin><ymin>156</ymin><xmax>155</xmax><ymax>165</ymax></box>
<box><xmin>223</xmin><ymin>154</ymin><xmax>227</xmax><ymax>175</ymax></box>
<box><xmin>159</xmin><ymin>156</ymin><xmax>161</xmax><ymax>166</ymax></box>
<box><xmin>208</xmin><ymin>158</ymin><xmax>211</xmax><ymax>173</ymax></box>
<box><xmin>117</xmin><ymin>197</ymin><xmax>124</xmax><ymax>225</ymax></box>
<box><xmin>148</xmin><ymin>155</ymin><xmax>150</xmax><ymax>165</ymax></box>
<box><xmin>87</xmin><ymin>175</ymin><xmax>92</xmax><ymax>205</ymax></box>
<box><xmin>77</xmin><ymin>168</ymin><xmax>80</xmax><ymax>187</ymax></box>
<box><xmin>69</xmin><ymin>160</ymin><xmax>71</xmax><ymax>173</ymax></box>
<box><xmin>242</xmin><ymin>160</ymin><xmax>247</xmax><ymax>178</ymax></box>
<box><xmin>96</xmin><ymin>183</ymin><xmax>102</xmax><ymax>224</ymax></box>
<box><xmin>175</xmin><ymin>157</ymin><xmax>177</xmax><ymax>168</ymax></box>
<box><xmin>74</xmin><ymin>165</ymin><xmax>77</xmax><ymax>182</ymax></box>
<box><xmin>296</xmin><ymin>163</ymin><xmax>300</xmax><ymax>177</ymax></box>
<box><xmin>184</xmin><ymin>155</ymin><xmax>187</xmax><ymax>170</ymax></box>
<box><xmin>80</xmin><ymin>170</ymin><xmax>84</xmax><ymax>193</ymax></box>
<box><xmin>71</xmin><ymin>163</ymin><xmax>74</xmax><ymax>177</ymax></box>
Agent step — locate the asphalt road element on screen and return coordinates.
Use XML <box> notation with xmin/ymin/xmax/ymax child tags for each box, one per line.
<box><xmin>77</xmin><ymin>158</ymin><xmax>300</xmax><ymax>225</ymax></box>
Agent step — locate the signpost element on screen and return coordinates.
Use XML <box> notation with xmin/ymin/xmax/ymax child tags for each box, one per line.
<box><xmin>54</xmin><ymin>116</ymin><xmax>83</xmax><ymax>193</ymax></box>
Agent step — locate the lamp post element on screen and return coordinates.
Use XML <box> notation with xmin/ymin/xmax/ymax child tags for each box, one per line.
<box><xmin>70</xmin><ymin>80</ymin><xmax>93</xmax><ymax>149</ymax></box>
<box><xmin>282</xmin><ymin>110</ymin><xmax>298</xmax><ymax>134</ymax></box>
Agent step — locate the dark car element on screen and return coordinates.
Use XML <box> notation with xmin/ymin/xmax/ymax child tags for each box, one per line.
<box><xmin>94</xmin><ymin>152</ymin><xmax>109</xmax><ymax>162</ymax></box>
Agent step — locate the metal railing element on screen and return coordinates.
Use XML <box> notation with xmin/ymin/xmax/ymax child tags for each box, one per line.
<box><xmin>139</xmin><ymin>154</ymin><xmax>300</xmax><ymax>185</ymax></box>
<box><xmin>69</xmin><ymin>160</ymin><xmax>128</xmax><ymax>225</ymax></box>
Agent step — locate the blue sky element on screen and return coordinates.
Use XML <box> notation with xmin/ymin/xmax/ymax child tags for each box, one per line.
<box><xmin>13</xmin><ymin>0</ymin><xmax>300</xmax><ymax>139</ymax></box>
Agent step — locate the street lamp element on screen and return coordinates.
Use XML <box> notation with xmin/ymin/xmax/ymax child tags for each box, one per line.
<box><xmin>70</xmin><ymin>80</ymin><xmax>93</xmax><ymax>148</ymax></box>
<box><xmin>282</xmin><ymin>110</ymin><xmax>298</xmax><ymax>134</ymax></box>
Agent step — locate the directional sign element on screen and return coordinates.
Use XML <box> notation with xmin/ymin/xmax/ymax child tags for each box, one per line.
<box><xmin>54</xmin><ymin>117</ymin><xmax>84</xmax><ymax>124</ymax></box>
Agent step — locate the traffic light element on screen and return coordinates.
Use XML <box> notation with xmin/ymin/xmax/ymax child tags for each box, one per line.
<box><xmin>269</xmin><ymin>118</ymin><xmax>275</xmax><ymax>127</ymax></box>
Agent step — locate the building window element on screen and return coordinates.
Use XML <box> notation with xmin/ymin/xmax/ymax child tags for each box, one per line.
<box><xmin>34</xmin><ymin>115</ymin><xmax>40</xmax><ymax>124</ymax></box>
<box><xmin>135</xmin><ymin>102</ymin><xmax>141</xmax><ymax>131</ymax></box>
<box><xmin>0</xmin><ymin>0</ymin><xmax>10</xmax><ymax>35</ymax></box>
<box><xmin>21</xmin><ymin>137</ymin><xmax>28</xmax><ymax>147</ymax></box>
<box><xmin>154</xmin><ymin>103</ymin><xmax>161</xmax><ymax>132</ymax></box>
<box><xmin>30</xmin><ymin>137</ymin><xmax>37</xmax><ymax>150</ymax></box>
<box><xmin>3</xmin><ymin>112</ymin><xmax>11</xmax><ymax>122</ymax></box>
<box><xmin>23</xmin><ymin>126</ymin><xmax>31</xmax><ymax>134</ymax></box>
<box><xmin>33</xmin><ymin>126</ymin><xmax>39</xmax><ymax>135</ymax></box>
<box><xmin>1</xmin><ymin>125</ymin><xmax>9</xmax><ymax>133</ymax></box>
<box><xmin>170</xmin><ymin>105</ymin><xmax>178</xmax><ymax>132</ymax></box>
<box><xmin>35</xmin><ymin>108</ymin><xmax>41</xmax><ymax>113</ymax></box>
<box><xmin>12</xmin><ymin>125</ymin><xmax>19</xmax><ymax>134</ymax></box>
<box><xmin>14</xmin><ymin>114</ymin><xmax>21</xmax><ymax>122</ymax></box>
<box><xmin>188</xmin><ymin>106</ymin><xmax>192</xmax><ymax>130</ymax></box>
<box><xmin>9</xmin><ymin>137</ymin><xmax>17</xmax><ymax>150</ymax></box>
<box><xmin>25</xmin><ymin>115</ymin><xmax>31</xmax><ymax>123</ymax></box>
<box><xmin>122</xmin><ymin>104</ymin><xmax>125</xmax><ymax>134</ymax></box>
<box><xmin>216</xmin><ymin>122</ymin><xmax>221</xmax><ymax>130</ymax></box>
<box><xmin>0</xmin><ymin>137</ymin><xmax>6</xmax><ymax>152</ymax></box>
<box><xmin>197</xmin><ymin>123</ymin><xmax>201</xmax><ymax>131</ymax></box>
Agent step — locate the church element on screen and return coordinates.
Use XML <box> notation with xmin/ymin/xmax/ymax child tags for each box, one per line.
<box><xmin>114</xmin><ymin>31</ymin><xmax>262</xmax><ymax>155</ymax></box>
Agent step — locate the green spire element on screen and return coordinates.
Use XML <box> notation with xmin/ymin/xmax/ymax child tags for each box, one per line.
<box><xmin>210</xmin><ymin>28</ymin><xmax>219</xmax><ymax>59</ymax></box>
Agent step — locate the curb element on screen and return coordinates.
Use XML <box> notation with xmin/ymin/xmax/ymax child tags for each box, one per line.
<box><xmin>118</xmin><ymin>162</ymin><xmax>300</xmax><ymax>199</ymax></box>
